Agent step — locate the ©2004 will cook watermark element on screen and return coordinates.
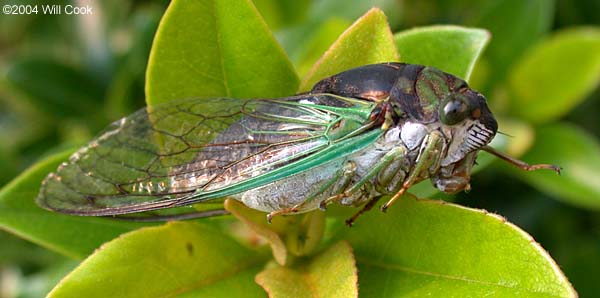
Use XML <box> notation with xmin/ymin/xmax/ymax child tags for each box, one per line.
<box><xmin>3</xmin><ymin>4</ymin><xmax>93</xmax><ymax>15</ymax></box>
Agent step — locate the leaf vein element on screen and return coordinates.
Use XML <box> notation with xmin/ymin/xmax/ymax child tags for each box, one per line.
<box><xmin>357</xmin><ymin>257</ymin><xmax>565</xmax><ymax>297</ymax></box>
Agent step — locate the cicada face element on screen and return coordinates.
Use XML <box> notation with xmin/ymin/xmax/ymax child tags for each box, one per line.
<box><xmin>434</xmin><ymin>84</ymin><xmax>498</xmax><ymax>193</ymax></box>
<box><xmin>395</xmin><ymin>66</ymin><xmax>499</xmax><ymax>193</ymax></box>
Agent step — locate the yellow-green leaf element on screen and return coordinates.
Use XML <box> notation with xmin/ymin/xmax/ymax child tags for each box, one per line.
<box><xmin>255</xmin><ymin>241</ymin><xmax>358</xmax><ymax>298</ymax></box>
<box><xmin>299</xmin><ymin>8</ymin><xmax>399</xmax><ymax>91</ymax></box>
<box><xmin>48</xmin><ymin>222</ymin><xmax>268</xmax><ymax>297</ymax></box>
<box><xmin>145</xmin><ymin>0</ymin><xmax>299</xmax><ymax>106</ymax></box>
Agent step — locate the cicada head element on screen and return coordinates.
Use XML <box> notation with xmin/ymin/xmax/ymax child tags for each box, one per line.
<box><xmin>434</xmin><ymin>74</ymin><xmax>497</xmax><ymax>167</ymax></box>
<box><xmin>390</xmin><ymin>66</ymin><xmax>498</xmax><ymax>193</ymax></box>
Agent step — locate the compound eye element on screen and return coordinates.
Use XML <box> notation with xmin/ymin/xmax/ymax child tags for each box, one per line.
<box><xmin>441</xmin><ymin>98</ymin><xmax>469</xmax><ymax>125</ymax></box>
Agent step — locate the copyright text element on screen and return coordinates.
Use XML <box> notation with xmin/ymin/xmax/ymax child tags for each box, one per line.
<box><xmin>3</xmin><ymin>4</ymin><xmax>94</xmax><ymax>15</ymax></box>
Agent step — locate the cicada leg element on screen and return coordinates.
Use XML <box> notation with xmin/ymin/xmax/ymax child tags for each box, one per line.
<box><xmin>345</xmin><ymin>195</ymin><xmax>382</xmax><ymax>227</ymax></box>
<box><xmin>481</xmin><ymin>146</ymin><xmax>561</xmax><ymax>174</ymax></box>
<box><xmin>374</xmin><ymin>154</ymin><xmax>409</xmax><ymax>194</ymax></box>
<box><xmin>319</xmin><ymin>146</ymin><xmax>408</xmax><ymax>210</ymax></box>
<box><xmin>381</xmin><ymin>130</ymin><xmax>444</xmax><ymax>212</ymax></box>
<box><xmin>266</xmin><ymin>161</ymin><xmax>357</xmax><ymax>223</ymax></box>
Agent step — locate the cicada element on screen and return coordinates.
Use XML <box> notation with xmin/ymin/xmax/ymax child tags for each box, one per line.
<box><xmin>37</xmin><ymin>63</ymin><xmax>559</xmax><ymax>225</ymax></box>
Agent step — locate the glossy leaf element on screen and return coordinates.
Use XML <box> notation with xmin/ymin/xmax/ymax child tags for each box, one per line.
<box><xmin>394</xmin><ymin>25</ymin><xmax>490</xmax><ymax>81</ymax></box>
<box><xmin>47</xmin><ymin>222</ymin><xmax>268</xmax><ymax>297</ymax></box>
<box><xmin>145</xmin><ymin>0</ymin><xmax>299</xmax><ymax>106</ymax></box>
<box><xmin>299</xmin><ymin>8</ymin><xmax>399</xmax><ymax>91</ymax></box>
<box><xmin>509</xmin><ymin>27</ymin><xmax>600</xmax><ymax>123</ymax></box>
<box><xmin>514</xmin><ymin>123</ymin><xmax>600</xmax><ymax>209</ymax></box>
<box><xmin>339</xmin><ymin>196</ymin><xmax>576</xmax><ymax>297</ymax></box>
<box><xmin>255</xmin><ymin>241</ymin><xmax>358</xmax><ymax>298</ymax></box>
<box><xmin>0</xmin><ymin>150</ymin><xmax>149</xmax><ymax>259</ymax></box>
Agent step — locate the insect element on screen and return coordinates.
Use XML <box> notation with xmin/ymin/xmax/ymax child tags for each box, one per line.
<box><xmin>37</xmin><ymin>63</ymin><xmax>560</xmax><ymax>225</ymax></box>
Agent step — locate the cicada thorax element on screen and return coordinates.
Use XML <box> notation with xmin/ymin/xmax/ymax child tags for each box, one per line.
<box><xmin>311</xmin><ymin>63</ymin><xmax>407</xmax><ymax>102</ymax></box>
<box><xmin>310</xmin><ymin>63</ymin><xmax>468</xmax><ymax>127</ymax></box>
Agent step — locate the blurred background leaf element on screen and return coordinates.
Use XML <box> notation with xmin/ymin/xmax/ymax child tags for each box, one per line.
<box><xmin>513</xmin><ymin>123</ymin><xmax>600</xmax><ymax>209</ymax></box>
<box><xmin>508</xmin><ymin>27</ymin><xmax>600</xmax><ymax>123</ymax></box>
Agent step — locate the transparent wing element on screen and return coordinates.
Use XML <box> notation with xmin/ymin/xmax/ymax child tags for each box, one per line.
<box><xmin>37</xmin><ymin>95</ymin><xmax>375</xmax><ymax>215</ymax></box>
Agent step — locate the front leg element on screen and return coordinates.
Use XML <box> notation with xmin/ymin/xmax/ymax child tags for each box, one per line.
<box><xmin>380</xmin><ymin>130</ymin><xmax>445</xmax><ymax>212</ymax></box>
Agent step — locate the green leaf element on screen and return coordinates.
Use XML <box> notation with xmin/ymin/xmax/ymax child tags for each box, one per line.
<box><xmin>294</xmin><ymin>17</ymin><xmax>351</xmax><ymax>77</ymax></box>
<box><xmin>5</xmin><ymin>58</ymin><xmax>104</xmax><ymax>121</ymax></box>
<box><xmin>514</xmin><ymin>123</ymin><xmax>600</xmax><ymax>209</ymax></box>
<box><xmin>339</xmin><ymin>196</ymin><xmax>576</xmax><ymax>297</ymax></box>
<box><xmin>47</xmin><ymin>222</ymin><xmax>268</xmax><ymax>298</ymax></box>
<box><xmin>0</xmin><ymin>146</ymin><xmax>18</xmax><ymax>186</ymax></box>
<box><xmin>255</xmin><ymin>241</ymin><xmax>358</xmax><ymax>298</ymax></box>
<box><xmin>299</xmin><ymin>8</ymin><xmax>399</xmax><ymax>91</ymax></box>
<box><xmin>252</xmin><ymin>0</ymin><xmax>311</xmax><ymax>30</ymax></box>
<box><xmin>0</xmin><ymin>150</ymin><xmax>148</xmax><ymax>259</ymax></box>
<box><xmin>14</xmin><ymin>257</ymin><xmax>78</xmax><ymax>298</ymax></box>
<box><xmin>0</xmin><ymin>230</ymin><xmax>59</xmax><ymax>266</ymax></box>
<box><xmin>394</xmin><ymin>25</ymin><xmax>490</xmax><ymax>81</ymax></box>
<box><xmin>145</xmin><ymin>0</ymin><xmax>299</xmax><ymax>106</ymax></box>
<box><xmin>308</xmin><ymin>0</ymin><xmax>402</xmax><ymax>29</ymax></box>
<box><xmin>473</xmin><ymin>0</ymin><xmax>555</xmax><ymax>84</ymax></box>
<box><xmin>509</xmin><ymin>27</ymin><xmax>600</xmax><ymax>123</ymax></box>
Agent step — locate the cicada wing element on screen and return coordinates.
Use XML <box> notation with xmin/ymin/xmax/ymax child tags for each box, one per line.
<box><xmin>110</xmin><ymin>204</ymin><xmax>229</xmax><ymax>222</ymax></box>
<box><xmin>37</xmin><ymin>95</ymin><xmax>372</xmax><ymax>216</ymax></box>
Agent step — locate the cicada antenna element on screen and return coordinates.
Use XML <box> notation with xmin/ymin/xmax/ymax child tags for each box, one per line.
<box><xmin>496</xmin><ymin>130</ymin><xmax>513</xmax><ymax>137</ymax></box>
